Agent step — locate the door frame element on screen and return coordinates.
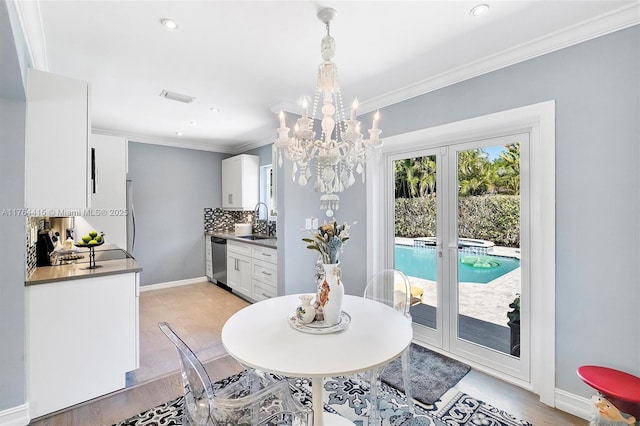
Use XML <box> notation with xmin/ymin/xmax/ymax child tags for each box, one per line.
<box><xmin>366</xmin><ymin>100</ymin><xmax>556</xmax><ymax>405</ymax></box>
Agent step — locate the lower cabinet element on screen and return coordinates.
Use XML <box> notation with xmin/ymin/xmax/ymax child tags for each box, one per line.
<box><xmin>26</xmin><ymin>272</ymin><xmax>139</xmax><ymax>419</ymax></box>
<box><xmin>251</xmin><ymin>245</ymin><xmax>277</xmax><ymax>301</ymax></box>
<box><xmin>205</xmin><ymin>236</ymin><xmax>213</xmax><ymax>281</ymax></box>
<box><xmin>227</xmin><ymin>241</ymin><xmax>253</xmax><ymax>298</ymax></box>
<box><xmin>227</xmin><ymin>240</ymin><xmax>277</xmax><ymax>302</ymax></box>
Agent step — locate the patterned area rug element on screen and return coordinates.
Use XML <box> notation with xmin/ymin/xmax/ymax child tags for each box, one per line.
<box><xmin>114</xmin><ymin>372</ymin><xmax>533</xmax><ymax>426</ymax></box>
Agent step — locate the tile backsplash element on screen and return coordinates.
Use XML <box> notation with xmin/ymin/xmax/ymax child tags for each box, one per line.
<box><xmin>204</xmin><ymin>207</ymin><xmax>276</xmax><ymax>236</ymax></box>
<box><xmin>26</xmin><ymin>217</ymin><xmax>40</xmax><ymax>275</ymax></box>
<box><xmin>204</xmin><ymin>208</ymin><xmax>252</xmax><ymax>232</ymax></box>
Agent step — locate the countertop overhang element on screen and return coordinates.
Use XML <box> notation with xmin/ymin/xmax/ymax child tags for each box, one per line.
<box><xmin>26</xmin><ymin>247</ymin><xmax>142</xmax><ymax>285</ymax></box>
<box><xmin>206</xmin><ymin>231</ymin><xmax>277</xmax><ymax>249</ymax></box>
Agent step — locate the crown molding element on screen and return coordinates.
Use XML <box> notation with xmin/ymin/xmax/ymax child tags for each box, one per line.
<box><xmin>92</xmin><ymin>127</ymin><xmax>237</xmax><ymax>154</ymax></box>
<box><xmin>10</xmin><ymin>0</ymin><xmax>48</xmax><ymax>71</ymax></box>
<box><xmin>232</xmin><ymin>135</ymin><xmax>276</xmax><ymax>154</ymax></box>
<box><xmin>359</xmin><ymin>2</ymin><xmax>640</xmax><ymax>113</ymax></box>
<box><xmin>268</xmin><ymin>98</ymin><xmax>302</xmax><ymax>115</ymax></box>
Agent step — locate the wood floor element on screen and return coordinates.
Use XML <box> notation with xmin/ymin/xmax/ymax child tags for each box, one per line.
<box><xmin>30</xmin><ymin>281</ymin><xmax>586</xmax><ymax>425</ymax></box>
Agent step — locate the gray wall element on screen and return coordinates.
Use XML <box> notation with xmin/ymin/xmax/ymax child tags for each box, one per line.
<box><xmin>277</xmin><ymin>141</ymin><xmax>369</xmax><ymax>297</ymax></box>
<box><xmin>128</xmin><ymin>142</ymin><xmax>226</xmax><ymax>286</ymax></box>
<box><xmin>279</xmin><ymin>25</ymin><xmax>640</xmax><ymax>399</ymax></box>
<box><xmin>0</xmin><ymin>0</ymin><xmax>26</xmax><ymax>411</ymax></box>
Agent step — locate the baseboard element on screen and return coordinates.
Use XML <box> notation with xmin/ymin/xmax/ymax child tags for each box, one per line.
<box><xmin>0</xmin><ymin>403</ymin><xmax>29</xmax><ymax>426</ymax></box>
<box><xmin>555</xmin><ymin>388</ymin><xmax>591</xmax><ymax>420</ymax></box>
<box><xmin>139</xmin><ymin>276</ymin><xmax>209</xmax><ymax>292</ymax></box>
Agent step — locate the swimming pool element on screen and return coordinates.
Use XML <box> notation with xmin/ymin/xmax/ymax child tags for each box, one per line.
<box><xmin>394</xmin><ymin>244</ymin><xmax>520</xmax><ymax>284</ymax></box>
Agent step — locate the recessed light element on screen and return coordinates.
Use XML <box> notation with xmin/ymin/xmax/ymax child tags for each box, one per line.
<box><xmin>176</xmin><ymin>132</ymin><xmax>182</xmax><ymax>136</ymax></box>
<box><xmin>189</xmin><ymin>121</ymin><xmax>197</xmax><ymax>126</ymax></box>
<box><xmin>470</xmin><ymin>4</ymin><xmax>489</xmax><ymax>16</ymax></box>
<box><xmin>209</xmin><ymin>107</ymin><xmax>220</xmax><ymax>113</ymax></box>
<box><xmin>160</xmin><ymin>18</ymin><xmax>178</xmax><ymax>30</ymax></box>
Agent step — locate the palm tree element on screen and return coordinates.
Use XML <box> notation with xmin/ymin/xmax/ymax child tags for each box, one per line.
<box><xmin>457</xmin><ymin>149</ymin><xmax>494</xmax><ymax>196</ymax></box>
<box><xmin>494</xmin><ymin>143</ymin><xmax>520</xmax><ymax>195</ymax></box>
<box><xmin>394</xmin><ymin>156</ymin><xmax>437</xmax><ymax>198</ymax></box>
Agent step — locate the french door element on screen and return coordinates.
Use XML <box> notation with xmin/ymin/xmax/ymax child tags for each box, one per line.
<box><xmin>388</xmin><ymin>133</ymin><xmax>530</xmax><ymax>381</ymax></box>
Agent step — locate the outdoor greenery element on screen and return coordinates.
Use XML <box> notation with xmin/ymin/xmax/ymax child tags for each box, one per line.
<box><xmin>395</xmin><ymin>144</ymin><xmax>521</xmax><ymax>247</ymax></box>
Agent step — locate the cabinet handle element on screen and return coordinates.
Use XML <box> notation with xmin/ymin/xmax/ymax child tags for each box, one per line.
<box><xmin>91</xmin><ymin>147</ymin><xmax>96</xmax><ymax>194</ymax></box>
<box><xmin>262</xmin><ymin>271</ymin><xmax>272</xmax><ymax>276</ymax></box>
<box><xmin>261</xmin><ymin>253</ymin><xmax>271</xmax><ymax>257</ymax></box>
<box><xmin>228</xmin><ymin>194</ymin><xmax>233</xmax><ymax>204</ymax></box>
<box><xmin>262</xmin><ymin>293</ymin><xmax>272</xmax><ymax>298</ymax></box>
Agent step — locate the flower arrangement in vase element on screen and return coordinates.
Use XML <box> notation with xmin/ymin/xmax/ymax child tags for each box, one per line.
<box><xmin>303</xmin><ymin>219</ymin><xmax>351</xmax><ymax>264</ymax></box>
<box><xmin>303</xmin><ymin>219</ymin><xmax>353</xmax><ymax>325</ymax></box>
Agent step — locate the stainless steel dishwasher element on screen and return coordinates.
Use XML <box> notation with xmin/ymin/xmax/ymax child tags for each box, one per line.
<box><xmin>211</xmin><ymin>237</ymin><xmax>228</xmax><ymax>286</ymax></box>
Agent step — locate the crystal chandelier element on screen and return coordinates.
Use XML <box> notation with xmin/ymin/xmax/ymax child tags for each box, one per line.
<box><xmin>274</xmin><ymin>7</ymin><xmax>383</xmax><ymax>217</ymax></box>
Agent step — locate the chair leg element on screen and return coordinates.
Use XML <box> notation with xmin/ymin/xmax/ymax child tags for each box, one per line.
<box><xmin>401</xmin><ymin>348</ymin><xmax>415</xmax><ymax>414</ymax></box>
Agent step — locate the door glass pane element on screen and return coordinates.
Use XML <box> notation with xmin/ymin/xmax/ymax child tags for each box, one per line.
<box><xmin>456</xmin><ymin>143</ymin><xmax>521</xmax><ymax>357</ymax></box>
<box><xmin>392</xmin><ymin>155</ymin><xmax>438</xmax><ymax>331</ymax></box>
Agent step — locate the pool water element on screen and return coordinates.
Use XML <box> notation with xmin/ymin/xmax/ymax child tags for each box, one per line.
<box><xmin>394</xmin><ymin>245</ymin><xmax>520</xmax><ymax>284</ymax></box>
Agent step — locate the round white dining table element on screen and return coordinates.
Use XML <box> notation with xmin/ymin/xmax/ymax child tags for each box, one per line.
<box><xmin>221</xmin><ymin>294</ymin><xmax>413</xmax><ymax>426</ymax></box>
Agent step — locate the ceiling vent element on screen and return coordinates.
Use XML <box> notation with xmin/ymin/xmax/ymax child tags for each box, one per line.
<box><xmin>159</xmin><ymin>90</ymin><xmax>195</xmax><ymax>104</ymax></box>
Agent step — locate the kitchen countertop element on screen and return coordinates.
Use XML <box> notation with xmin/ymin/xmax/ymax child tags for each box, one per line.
<box><xmin>26</xmin><ymin>247</ymin><xmax>142</xmax><ymax>285</ymax></box>
<box><xmin>206</xmin><ymin>231</ymin><xmax>277</xmax><ymax>249</ymax></box>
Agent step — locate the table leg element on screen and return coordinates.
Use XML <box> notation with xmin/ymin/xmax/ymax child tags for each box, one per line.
<box><xmin>311</xmin><ymin>377</ymin><xmax>324</xmax><ymax>425</ymax></box>
<box><xmin>311</xmin><ymin>377</ymin><xmax>355</xmax><ymax>425</ymax></box>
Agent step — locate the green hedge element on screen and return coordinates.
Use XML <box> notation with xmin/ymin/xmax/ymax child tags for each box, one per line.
<box><xmin>395</xmin><ymin>195</ymin><xmax>520</xmax><ymax>247</ymax></box>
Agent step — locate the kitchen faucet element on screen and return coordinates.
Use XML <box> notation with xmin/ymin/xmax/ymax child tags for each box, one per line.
<box><xmin>253</xmin><ymin>202</ymin><xmax>272</xmax><ymax>236</ymax></box>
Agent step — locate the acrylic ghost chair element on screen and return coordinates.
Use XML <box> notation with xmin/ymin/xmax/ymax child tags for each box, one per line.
<box><xmin>363</xmin><ymin>269</ymin><xmax>416</xmax><ymax>418</ymax></box>
<box><xmin>158</xmin><ymin>322</ymin><xmax>313</xmax><ymax>425</ymax></box>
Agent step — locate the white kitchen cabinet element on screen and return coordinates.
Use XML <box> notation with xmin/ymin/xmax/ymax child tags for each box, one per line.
<box><xmin>221</xmin><ymin>154</ymin><xmax>259</xmax><ymax>210</ymax></box>
<box><xmin>226</xmin><ymin>240</ymin><xmax>278</xmax><ymax>302</ymax></box>
<box><xmin>205</xmin><ymin>236</ymin><xmax>213</xmax><ymax>281</ymax></box>
<box><xmin>227</xmin><ymin>240</ymin><xmax>252</xmax><ymax>297</ymax></box>
<box><xmin>74</xmin><ymin>133</ymin><xmax>127</xmax><ymax>247</ymax></box>
<box><xmin>26</xmin><ymin>272</ymin><xmax>139</xmax><ymax>419</ymax></box>
<box><xmin>251</xmin><ymin>245</ymin><xmax>277</xmax><ymax>301</ymax></box>
<box><xmin>25</xmin><ymin>69</ymin><xmax>90</xmax><ymax>211</ymax></box>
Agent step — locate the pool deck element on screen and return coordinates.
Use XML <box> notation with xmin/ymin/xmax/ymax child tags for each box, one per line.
<box><xmin>396</xmin><ymin>237</ymin><xmax>521</xmax><ymax>327</ymax></box>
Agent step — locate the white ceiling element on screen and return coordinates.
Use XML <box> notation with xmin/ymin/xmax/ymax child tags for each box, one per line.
<box><xmin>13</xmin><ymin>0</ymin><xmax>640</xmax><ymax>152</ymax></box>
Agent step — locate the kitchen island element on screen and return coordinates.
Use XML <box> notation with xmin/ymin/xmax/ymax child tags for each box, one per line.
<box><xmin>25</xmin><ymin>247</ymin><xmax>141</xmax><ymax>420</ymax></box>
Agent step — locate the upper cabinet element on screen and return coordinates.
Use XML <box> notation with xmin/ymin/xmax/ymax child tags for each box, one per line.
<box><xmin>74</xmin><ymin>134</ymin><xmax>128</xmax><ymax>248</ymax></box>
<box><xmin>222</xmin><ymin>154</ymin><xmax>259</xmax><ymax>210</ymax></box>
<box><xmin>25</xmin><ymin>69</ymin><xmax>90</xmax><ymax>211</ymax></box>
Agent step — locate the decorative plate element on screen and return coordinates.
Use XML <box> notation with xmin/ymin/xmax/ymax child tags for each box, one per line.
<box><xmin>287</xmin><ymin>311</ymin><xmax>351</xmax><ymax>334</ymax></box>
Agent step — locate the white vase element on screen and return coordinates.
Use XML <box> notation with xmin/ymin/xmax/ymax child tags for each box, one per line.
<box><xmin>296</xmin><ymin>294</ymin><xmax>316</xmax><ymax>324</ymax></box>
<box><xmin>319</xmin><ymin>263</ymin><xmax>344</xmax><ymax>326</ymax></box>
